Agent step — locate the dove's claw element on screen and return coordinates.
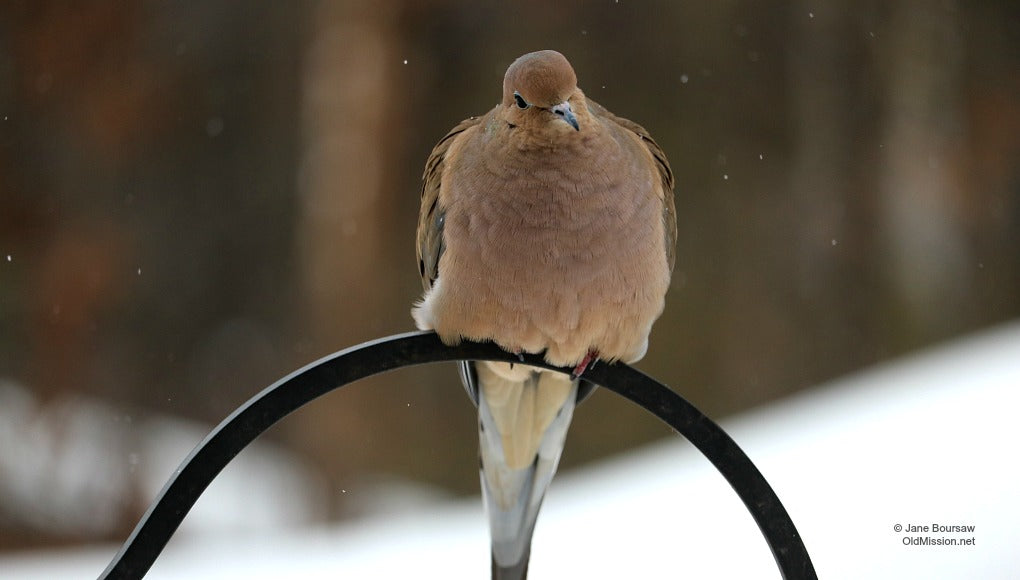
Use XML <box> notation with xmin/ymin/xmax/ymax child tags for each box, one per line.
<box><xmin>570</xmin><ymin>350</ymin><xmax>599</xmax><ymax>380</ymax></box>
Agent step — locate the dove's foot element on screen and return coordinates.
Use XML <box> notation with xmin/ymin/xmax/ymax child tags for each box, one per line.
<box><xmin>570</xmin><ymin>349</ymin><xmax>599</xmax><ymax>379</ymax></box>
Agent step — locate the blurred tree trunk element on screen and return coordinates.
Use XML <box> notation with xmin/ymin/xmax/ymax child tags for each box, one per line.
<box><xmin>291</xmin><ymin>0</ymin><xmax>416</xmax><ymax>507</ymax></box>
<box><xmin>786</xmin><ymin>1</ymin><xmax>877</xmax><ymax>378</ymax></box>
<box><xmin>297</xmin><ymin>0</ymin><xmax>406</xmax><ymax>345</ymax></box>
<box><xmin>789</xmin><ymin>3</ymin><xmax>854</xmax><ymax>301</ymax></box>
<box><xmin>878</xmin><ymin>0</ymin><xmax>969</xmax><ymax>339</ymax></box>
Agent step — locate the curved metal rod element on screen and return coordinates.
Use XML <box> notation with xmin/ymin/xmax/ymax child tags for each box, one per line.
<box><xmin>99</xmin><ymin>330</ymin><xmax>816</xmax><ymax>580</ymax></box>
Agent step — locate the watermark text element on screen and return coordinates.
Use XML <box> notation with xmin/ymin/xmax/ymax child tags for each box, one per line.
<box><xmin>893</xmin><ymin>522</ymin><xmax>976</xmax><ymax>547</ymax></box>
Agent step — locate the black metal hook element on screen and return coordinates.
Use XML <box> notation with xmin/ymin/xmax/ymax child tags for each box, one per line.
<box><xmin>98</xmin><ymin>330</ymin><xmax>816</xmax><ymax>579</ymax></box>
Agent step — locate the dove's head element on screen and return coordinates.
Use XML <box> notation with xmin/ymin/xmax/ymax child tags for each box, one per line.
<box><xmin>502</xmin><ymin>50</ymin><xmax>583</xmax><ymax>133</ymax></box>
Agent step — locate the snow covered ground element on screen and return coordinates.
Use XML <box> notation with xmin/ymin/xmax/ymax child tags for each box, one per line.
<box><xmin>3</xmin><ymin>321</ymin><xmax>1019</xmax><ymax>579</ymax></box>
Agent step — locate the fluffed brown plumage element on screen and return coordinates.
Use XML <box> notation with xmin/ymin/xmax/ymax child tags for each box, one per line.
<box><xmin>412</xmin><ymin>49</ymin><xmax>675</xmax><ymax>579</ymax></box>
<box><xmin>414</xmin><ymin>50</ymin><xmax>675</xmax><ymax>367</ymax></box>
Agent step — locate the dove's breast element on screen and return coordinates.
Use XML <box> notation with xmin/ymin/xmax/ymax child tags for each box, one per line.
<box><xmin>413</xmin><ymin>120</ymin><xmax>671</xmax><ymax>367</ymax></box>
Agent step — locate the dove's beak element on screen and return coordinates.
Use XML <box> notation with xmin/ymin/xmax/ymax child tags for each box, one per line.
<box><xmin>551</xmin><ymin>101</ymin><xmax>579</xmax><ymax>131</ymax></box>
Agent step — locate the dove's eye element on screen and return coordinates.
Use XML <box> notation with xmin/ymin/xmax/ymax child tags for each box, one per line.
<box><xmin>513</xmin><ymin>92</ymin><xmax>530</xmax><ymax>109</ymax></box>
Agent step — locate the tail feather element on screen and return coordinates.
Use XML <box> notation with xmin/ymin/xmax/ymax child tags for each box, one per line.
<box><xmin>492</xmin><ymin>547</ymin><xmax>531</xmax><ymax>580</ymax></box>
<box><xmin>475</xmin><ymin>361</ymin><xmax>578</xmax><ymax>578</ymax></box>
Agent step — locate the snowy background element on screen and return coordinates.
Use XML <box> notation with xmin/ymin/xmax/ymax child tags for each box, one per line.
<box><xmin>3</xmin><ymin>322</ymin><xmax>1017</xmax><ymax>579</ymax></box>
<box><xmin>2</xmin><ymin>3</ymin><xmax>1019</xmax><ymax>579</ymax></box>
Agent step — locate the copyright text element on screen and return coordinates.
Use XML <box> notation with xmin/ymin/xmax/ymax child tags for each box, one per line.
<box><xmin>893</xmin><ymin>522</ymin><xmax>976</xmax><ymax>547</ymax></box>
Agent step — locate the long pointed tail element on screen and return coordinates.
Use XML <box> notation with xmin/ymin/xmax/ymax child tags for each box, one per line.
<box><xmin>491</xmin><ymin>548</ymin><xmax>530</xmax><ymax>580</ymax></box>
<box><xmin>473</xmin><ymin>361</ymin><xmax>578</xmax><ymax>580</ymax></box>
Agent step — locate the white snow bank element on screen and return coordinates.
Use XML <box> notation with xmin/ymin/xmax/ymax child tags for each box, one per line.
<box><xmin>2</xmin><ymin>321</ymin><xmax>1018</xmax><ymax>579</ymax></box>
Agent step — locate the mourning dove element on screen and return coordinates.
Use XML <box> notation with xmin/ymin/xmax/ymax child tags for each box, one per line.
<box><xmin>413</xmin><ymin>50</ymin><xmax>675</xmax><ymax>579</ymax></box>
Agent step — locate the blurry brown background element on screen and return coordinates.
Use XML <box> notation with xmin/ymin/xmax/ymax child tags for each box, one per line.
<box><xmin>1</xmin><ymin>0</ymin><xmax>1018</xmax><ymax>553</ymax></box>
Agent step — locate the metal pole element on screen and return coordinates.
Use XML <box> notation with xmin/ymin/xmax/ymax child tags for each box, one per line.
<box><xmin>99</xmin><ymin>330</ymin><xmax>816</xmax><ymax>580</ymax></box>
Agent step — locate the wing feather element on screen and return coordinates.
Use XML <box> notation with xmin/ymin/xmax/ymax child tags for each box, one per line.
<box><xmin>416</xmin><ymin>115</ymin><xmax>483</xmax><ymax>291</ymax></box>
